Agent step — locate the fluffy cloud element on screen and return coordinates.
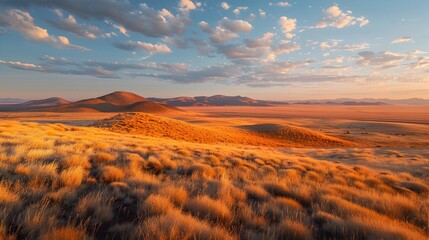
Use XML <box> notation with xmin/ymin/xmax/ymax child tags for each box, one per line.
<box><xmin>178</xmin><ymin>0</ymin><xmax>197</xmax><ymax>13</ymax></box>
<box><xmin>218</xmin><ymin>18</ymin><xmax>252</xmax><ymax>33</ymax></box>
<box><xmin>233</xmin><ymin>6</ymin><xmax>248</xmax><ymax>16</ymax></box>
<box><xmin>0</xmin><ymin>9</ymin><xmax>89</xmax><ymax>50</ymax></box>
<box><xmin>199</xmin><ymin>18</ymin><xmax>252</xmax><ymax>44</ymax></box>
<box><xmin>244</xmin><ymin>32</ymin><xmax>274</xmax><ymax>48</ymax></box>
<box><xmin>47</xmin><ymin>13</ymin><xmax>100</xmax><ymax>39</ymax></box>
<box><xmin>220</xmin><ymin>2</ymin><xmax>230</xmax><ymax>10</ymax></box>
<box><xmin>3</xmin><ymin>1</ymin><xmax>190</xmax><ymax>38</ymax></box>
<box><xmin>392</xmin><ymin>37</ymin><xmax>413</xmax><ymax>44</ymax></box>
<box><xmin>315</xmin><ymin>5</ymin><xmax>369</xmax><ymax>29</ymax></box>
<box><xmin>278</xmin><ymin>16</ymin><xmax>297</xmax><ymax>38</ymax></box>
<box><xmin>113</xmin><ymin>41</ymin><xmax>172</xmax><ymax>54</ymax></box>
<box><xmin>276</xmin><ymin>2</ymin><xmax>291</xmax><ymax>7</ymax></box>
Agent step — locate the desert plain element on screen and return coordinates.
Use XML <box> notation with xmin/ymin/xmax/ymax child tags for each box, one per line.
<box><xmin>0</xmin><ymin>95</ymin><xmax>428</xmax><ymax>240</ymax></box>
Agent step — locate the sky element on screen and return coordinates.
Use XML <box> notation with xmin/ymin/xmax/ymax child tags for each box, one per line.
<box><xmin>0</xmin><ymin>0</ymin><xmax>428</xmax><ymax>101</ymax></box>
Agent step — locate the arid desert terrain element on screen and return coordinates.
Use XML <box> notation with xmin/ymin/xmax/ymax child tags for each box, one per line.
<box><xmin>0</xmin><ymin>93</ymin><xmax>428</xmax><ymax>240</ymax></box>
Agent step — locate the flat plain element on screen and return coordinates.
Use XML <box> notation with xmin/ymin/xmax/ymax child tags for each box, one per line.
<box><xmin>0</xmin><ymin>104</ymin><xmax>428</xmax><ymax>239</ymax></box>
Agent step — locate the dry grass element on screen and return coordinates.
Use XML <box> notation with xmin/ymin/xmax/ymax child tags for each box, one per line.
<box><xmin>0</xmin><ymin>120</ymin><xmax>427</xmax><ymax>239</ymax></box>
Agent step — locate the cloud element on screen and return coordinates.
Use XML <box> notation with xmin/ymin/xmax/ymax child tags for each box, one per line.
<box><xmin>0</xmin><ymin>59</ymin><xmax>44</xmax><ymax>71</ymax></box>
<box><xmin>324</xmin><ymin>56</ymin><xmax>345</xmax><ymax>64</ymax></box>
<box><xmin>278</xmin><ymin>16</ymin><xmax>297</xmax><ymax>38</ymax></box>
<box><xmin>274</xmin><ymin>40</ymin><xmax>300</xmax><ymax>54</ymax></box>
<box><xmin>276</xmin><ymin>2</ymin><xmax>291</xmax><ymax>7</ymax></box>
<box><xmin>320</xmin><ymin>41</ymin><xmax>339</xmax><ymax>50</ymax></box>
<box><xmin>0</xmin><ymin>58</ymin><xmax>116</xmax><ymax>78</ymax></box>
<box><xmin>3</xmin><ymin>1</ymin><xmax>190</xmax><ymax>38</ymax></box>
<box><xmin>392</xmin><ymin>36</ymin><xmax>413</xmax><ymax>44</ymax></box>
<box><xmin>244</xmin><ymin>32</ymin><xmax>274</xmax><ymax>48</ymax></box>
<box><xmin>340</xmin><ymin>43</ymin><xmax>369</xmax><ymax>51</ymax></box>
<box><xmin>0</xmin><ymin>9</ymin><xmax>89</xmax><ymax>50</ymax></box>
<box><xmin>218</xmin><ymin>17</ymin><xmax>252</xmax><ymax>33</ymax></box>
<box><xmin>315</xmin><ymin>5</ymin><xmax>369</xmax><ymax>29</ymax></box>
<box><xmin>218</xmin><ymin>44</ymin><xmax>271</xmax><ymax>60</ymax></box>
<box><xmin>47</xmin><ymin>13</ymin><xmax>100</xmax><ymax>39</ymax></box>
<box><xmin>199</xmin><ymin>18</ymin><xmax>252</xmax><ymax>44</ymax></box>
<box><xmin>320</xmin><ymin>40</ymin><xmax>369</xmax><ymax>51</ymax></box>
<box><xmin>233</xmin><ymin>6</ymin><xmax>248</xmax><ymax>16</ymax></box>
<box><xmin>220</xmin><ymin>2</ymin><xmax>230</xmax><ymax>10</ymax></box>
<box><xmin>356</xmin><ymin>51</ymin><xmax>405</xmax><ymax>69</ymax></box>
<box><xmin>113</xmin><ymin>41</ymin><xmax>172</xmax><ymax>54</ymax></box>
<box><xmin>409</xmin><ymin>57</ymin><xmax>429</xmax><ymax>69</ymax></box>
<box><xmin>178</xmin><ymin>0</ymin><xmax>197</xmax><ymax>13</ymax></box>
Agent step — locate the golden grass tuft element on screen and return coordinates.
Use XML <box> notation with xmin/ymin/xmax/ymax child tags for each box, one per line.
<box><xmin>185</xmin><ymin>196</ymin><xmax>232</xmax><ymax>223</ymax></box>
<box><xmin>41</xmin><ymin>226</ymin><xmax>86</xmax><ymax>240</ymax></box>
<box><xmin>140</xmin><ymin>195</ymin><xmax>175</xmax><ymax>216</ymax></box>
<box><xmin>100</xmin><ymin>166</ymin><xmax>126</xmax><ymax>182</ymax></box>
<box><xmin>59</xmin><ymin>167</ymin><xmax>84</xmax><ymax>187</ymax></box>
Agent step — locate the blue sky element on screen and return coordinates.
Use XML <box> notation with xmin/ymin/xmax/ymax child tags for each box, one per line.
<box><xmin>0</xmin><ymin>0</ymin><xmax>428</xmax><ymax>100</ymax></box>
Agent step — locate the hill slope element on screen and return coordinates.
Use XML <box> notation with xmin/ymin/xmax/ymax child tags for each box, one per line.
<box><xmin>149</xmin><ymin>95</ymin><xmax>284</xmax><ymax>106</ymax></box>
<box><xmin>0</xmin><ymin>91</ymin><xmax>183</xmax><ymax>113</ymax></box>
<box><xmin>92</xmin><ymin>113</ymin><xmax>353</xmax><ymax>147</ymax></box>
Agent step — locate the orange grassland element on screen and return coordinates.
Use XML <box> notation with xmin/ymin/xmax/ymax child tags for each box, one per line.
<box><xmin>0</xmin><ymin>104</ymin><xmax>428</xmax><ymax>240</ymax></box>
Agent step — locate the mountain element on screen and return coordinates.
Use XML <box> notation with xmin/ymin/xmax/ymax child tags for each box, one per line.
<box><xmin>0</xmin><ymin>98</ymin><xmax>29</xmax><ymax>104</ymax></box>
<box><xmin>289</xmin><ymin>98</ymin><xmax>429</xmax><ymax>105</ymax></box>
<box><xmin>0</xmin><ymin>91</ymin><xmax>183</xmax><ymax>113</ymax></box>
<box><xmin>149</xmin><ymin>95</ymin><xmax>284</xmax><ymax>106</ymax></box>
<box><xmin>0</xmin><ymin>97</ymin><xmax>70</xmax><ymax>111</ymax></box>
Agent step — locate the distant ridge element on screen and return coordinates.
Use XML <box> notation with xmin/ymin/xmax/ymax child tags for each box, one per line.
<box><xmin>0</xmin><ymin>91</ymin><xmax>182</xmax><ymax>113</ymax></box>
<box><xmin>149</xmin><ymin>95</ymin><xmax>284</xmax><ymax>106</ymax></box>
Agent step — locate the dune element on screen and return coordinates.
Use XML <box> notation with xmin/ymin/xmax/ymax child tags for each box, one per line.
<box><xmin>92</xmin><ymin>113</ymin><xmax>353</xmax><ymax>147</ymax></box>
<box><xmin>241</xmin><ymin>123</ymin><xmax>354</xmax><ymax>147</ymax></box>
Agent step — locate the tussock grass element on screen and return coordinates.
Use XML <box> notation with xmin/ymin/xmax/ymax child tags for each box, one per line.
<box><xmin>0</xmin><ymin>120</ymin><xmax>427</xmax><ymax>239</ymax></box>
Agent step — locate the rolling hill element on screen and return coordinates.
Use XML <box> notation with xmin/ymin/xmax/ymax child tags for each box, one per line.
<box><xmin>93</xmin><ymin>113</ymin><xmax>354</xmax><ymax>147</ymax></box>
<box><xmin>0</xmin><ymin>91</ymin><xmax>183</xmax><ymax>113</ymax></box>
<box><xmin>149</xmin><ymin>95</ymin><xmax>284</xmax><ymax>106</ymax></box>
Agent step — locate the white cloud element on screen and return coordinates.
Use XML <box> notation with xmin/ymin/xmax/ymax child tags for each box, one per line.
<box><xmin>278</xmin><ymin>16</ymin><xmax>297</xmax><ymax>38</ymax></box>
<box><xmin>221</xmin><ymin>2</ymin><xmax>230</xmax><ymax>10</ymax></box>
<box><xmin>392</xmin><ymin>36</ymin><xmax>413</xmax><ymax>44</ymax></box>
<box><xmin>0</xmin><ymin>59</ymin><xmax>43</xmax><ymax>71</ymax></box>
<box><xmin>233</xmin><ymin>6</ymin><xmax>248</xmax><ymax>16</ymax></box>
<box><xmin>324</xmin><ymin>56</ymin><xmax>344</xmax><ymax>64</ymax></box>
<box><xmin>178</xmin><ymin>0</ymin><xmax>197</xmax><ymax>13</ymax></box>
<box><xmin>0</xmin><ymin>9</ymin><xmax>89</xmax><ymax>50</ymax></box>
<box><xmin>277</xmin><ymin>2</ymin><xmax>291</xmax><ymax>7</ymax></box>
<box><xmin>320</xmin><ymin>41</ymin><xmax>339</xmax><ymax>50</ymax></box>
<box><xmin>259</xmin><ymin>9</ymin><xmax>267</xmax><ymax>18</ymax></box>
<box><xmin>114</xmin><ymin>41</ymin><xmax>172</xmax><ymax>54</ymax></box>
<box><xmin>320</xmin><ymin>40</ymin><xmax>369</xmax><ymax>51</ymax></box>
<box><xmin>315</xmin><ymin>5</ymin><xmax>369</xmax><ymax>29</ymax></box>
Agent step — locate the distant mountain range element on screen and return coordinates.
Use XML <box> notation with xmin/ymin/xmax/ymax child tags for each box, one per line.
<box><xmin>0</xmin><ymin>92</ymin><xmax>182</xmax><ymax>113</ymax></box>
<box><xmin>0</xmin><ymin>98</ymin><xmax>30</xmax><ymax>104</ymax></box>
<box><xmin>288</xmin><ymin>98</ymin><xmax>429</xmax><ymax>105</ymax></box>
<box><xmin>148</xmin><ymin>95</ymin><xmax>284</xmax><ymax>106</ymax></box>
<box><xmin>1</xmin><ymin>93</ymin><xmax>428</xmax><ymax>113</ymax></box>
